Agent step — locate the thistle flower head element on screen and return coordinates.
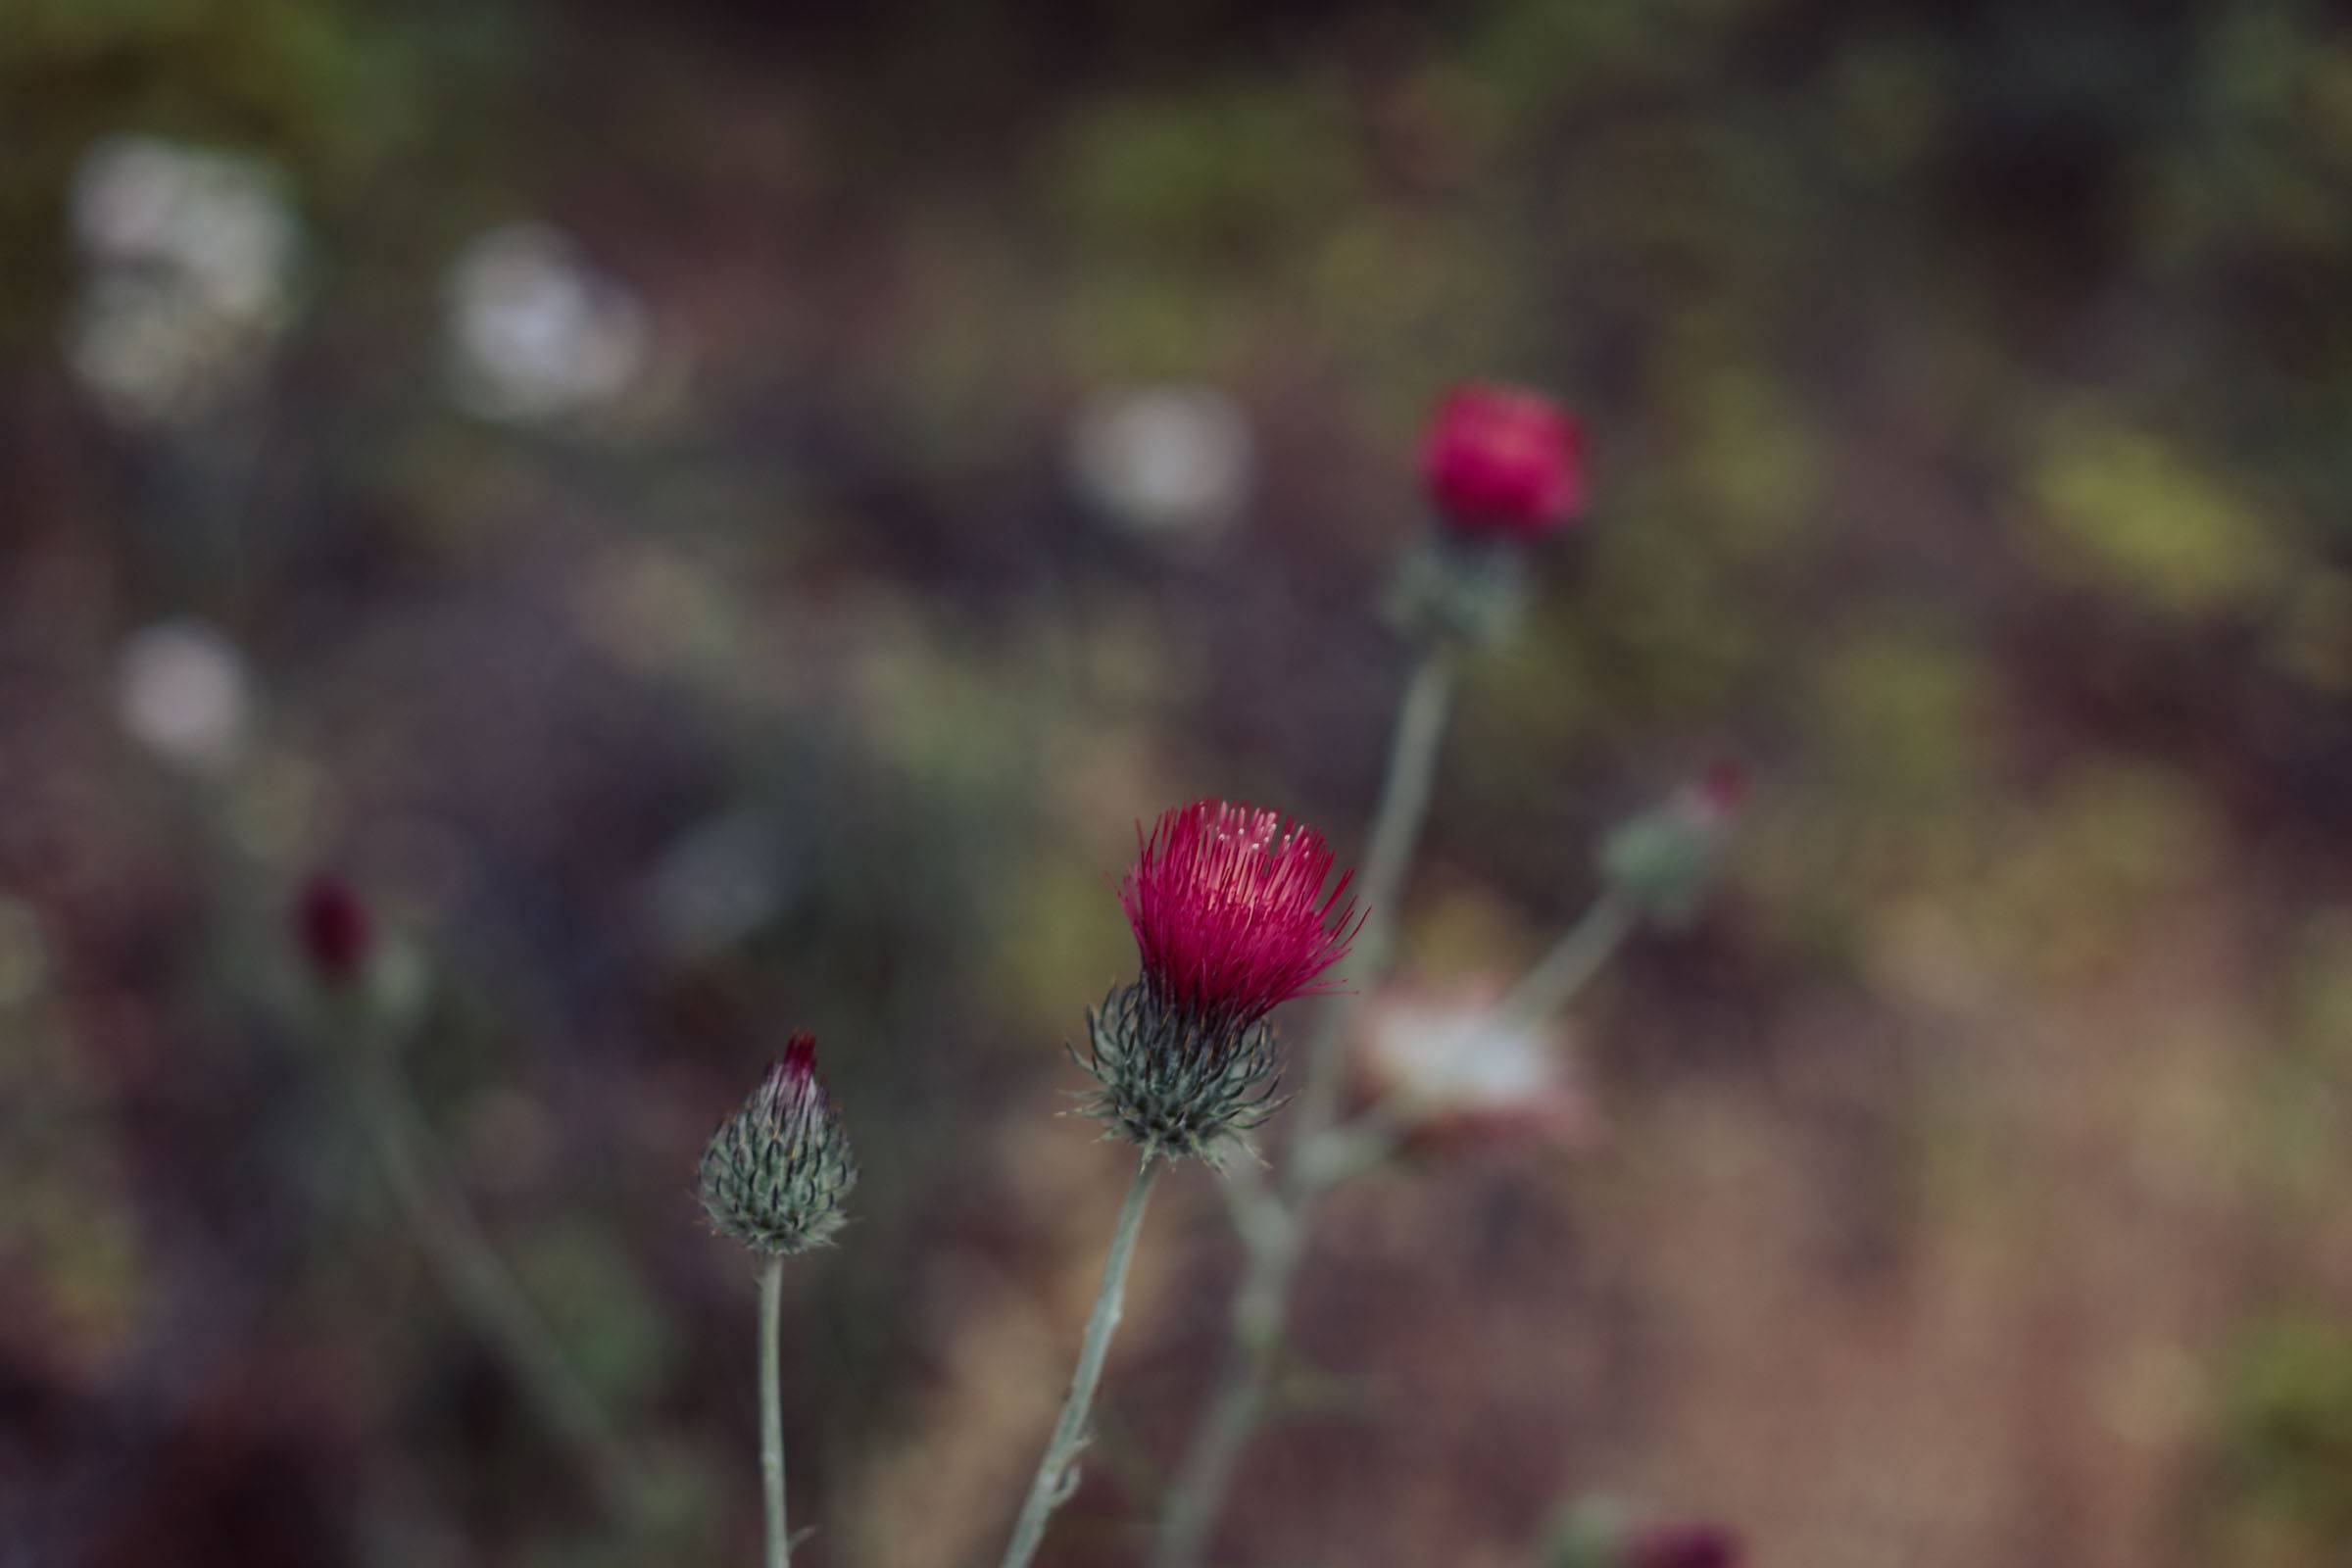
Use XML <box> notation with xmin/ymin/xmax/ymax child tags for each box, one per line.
<box><xmin>1085</xmin><ymin>799</ymin><xmax>1360</xmax><ymax>1162</ymax></box>
<box><xmin>1118</xmin><ymin>799</ymin><xmax>1361</xmax><ymax>1031</ymax></box>
<box><xmin>699</xmin><ymin>1032</ymin><xmax>858</xmax><ymax>1255</ymax></box>
<box><xmin>1422</xmin><ymin>383</ymin><xmax>1586</xmax><ymax>540</ymax></box>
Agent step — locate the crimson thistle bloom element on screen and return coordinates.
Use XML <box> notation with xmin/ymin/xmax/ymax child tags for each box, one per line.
<box><xmin>1422</xmin><ymin>383</ymin><xmax>1586</xmax><ymax>540</ymax></box>
<box><xmin>700</xmin><ymin>1032</ymin><xmax>858</xmax><ymax>1255</ymax></box>
<box><xmin>1080</xmin><ymin>800</ymin><xmax>1361</xmax><ymax>1161</ymax></box>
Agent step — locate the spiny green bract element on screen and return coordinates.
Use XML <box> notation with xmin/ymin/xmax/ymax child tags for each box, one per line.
<box><xmin>1073</xmin><ymin>979</ymin><xmax>1285</xmax><ymax>1165</ymax></box>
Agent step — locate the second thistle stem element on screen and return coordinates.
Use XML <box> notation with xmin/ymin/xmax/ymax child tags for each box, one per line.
<box><xmin>1288</xmin><ymin>647</ymin><xmax>1457</xmax><ymax>1153</ymax></box>
<box><xmin>351</xmin><ymin>1049</ymin><xmax>640</xmax><ymax>1513</ymax></box>
<box><xmin>759</xmin><ymin>1255</ymin><xmax>789</xmax><ymax>1568</ymax></box>
<box><xmin>1000</xmin><ymin>1154</ymin><xmax>1164</xmax><ymax>1568</ymax></box>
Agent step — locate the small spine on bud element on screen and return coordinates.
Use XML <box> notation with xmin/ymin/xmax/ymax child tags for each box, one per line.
<box><xmin>700</xmin><ymin>1032</ymin><xmax>858</xmax><ymax>1255</ymax></box>
<box><xmin>296</xmin><ymin>874</ymin><xmax>372</xmax><ymax>988</ymax></box>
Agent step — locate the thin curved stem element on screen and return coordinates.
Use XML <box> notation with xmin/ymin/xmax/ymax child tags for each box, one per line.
<box><xmin>1489</xmin><ymin>891</ymin><xmax>1639</xmax><ymax>1037</ymax></box>
<box><xmin>759</xmin><ymin>1255</ymin><xmax>789</xmax><ymax>1568</ymax></box>
<box><xmin>999</xmin><ymin>1154</ymin><xmax>1163</xmax><ymax>1568</ymax></box>
<box><xmin>1286</xmin><ymin>647</ymin><xmax>1457</xmax><ymax>1165</ymax></box>
<box><xmin>351</xmin><ymin>1049</ymin><xmax>640</xmax><ymax>1512</ymax></box>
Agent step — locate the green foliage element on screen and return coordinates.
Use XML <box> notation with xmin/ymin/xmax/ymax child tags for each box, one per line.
<box><xmin>2207</xmin><ymin>1317</ymin><xmax>2352</xmax><ymax>1563</ymax></box>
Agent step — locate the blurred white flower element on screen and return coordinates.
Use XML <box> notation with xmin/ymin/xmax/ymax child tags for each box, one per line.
<box><xmin>1355</xmin><ymin>985</ymin><xmax>1596</xmax><ymax>1148</ymax></box>
<box><xmin>65</xmin><ymin>135</ymin><xmax>300</xmax><ymax>424</ymax></box>
<box><xmin>117</xmin><ymin>618</ymin><xmax>253</xmax><ymax>775</ymax></box>
<box><xmin>443</xmin><ymin>222</ymin><xmax>650</xmax><ymax>422</ymax></box>
<box><xmin>1066</xmin><ymin>382</ymin><xmax>1255</xmax><ymax>542</ymax></box>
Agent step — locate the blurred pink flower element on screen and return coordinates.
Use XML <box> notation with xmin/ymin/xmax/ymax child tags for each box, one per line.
<box><xmin>1421</xmin><ymin>383</ymin><xmax>1585</xmax><ymax>538</ymax></box>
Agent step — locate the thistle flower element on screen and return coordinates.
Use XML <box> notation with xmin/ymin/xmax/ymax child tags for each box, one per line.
<box><xmin>1081</xmin><ymin>800</ymin><xmax>1361</xmax><ymax>1161</ymax></box>
<box><xmin>1422</xmin><ymin>384</ymin><xmax>1586</xmax><ymax>540</ymax></box>
<box><xmin>700</xmin><ymin>1033</ymin><xmax>858</xmax><ymax>1255</ymax></box>
<box><xmin>295</xmin><ymin>874</ymin><xmax>372</xmax><ymax>988</ymax></box>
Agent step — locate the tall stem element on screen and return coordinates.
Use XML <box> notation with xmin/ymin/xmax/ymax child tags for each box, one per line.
<box><xmin>1489</xmin><ymin>891</ymin><xmax>1638</xmax><ymax>1037</ymax></box>
<box><xmin>1152</xmin><ymin>645</ymin><xmax>1456</xmax><ymax>1568</ymax></box>
<box><xmin>999</xmin><ymin>1154</ymin><xmax>1164</xmax><ymax>1568</ymax></box>
<box><xmin>351</xmin><ymin>1049</ymin><xmax>639</xmax><ymax>1513</ymax></box>
<box><xmin>1287</xmin><ymin>647</ymin><xmax>1456</xmax><ymax>1158</ymax></box>
<box><xmin>759</xmin><ymin>1255</ymin><xmax>789</xmax><ymax>1568</ymax></box>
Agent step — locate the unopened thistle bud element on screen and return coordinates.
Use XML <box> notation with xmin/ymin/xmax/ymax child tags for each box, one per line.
<box><xmin>700</xmin><ymin>1032</ymin><xmax>858</xmax><ymax>1255</ymax></box>
<box><xmin>1598</xmin><ymin>762</ymin><xmax>1747</xmax><ymax>928</ymax></box>
<box><xmin>1078</xmin><ymin>799</ymin><xmax>1361</xmax><ymax>1162</ymax></box>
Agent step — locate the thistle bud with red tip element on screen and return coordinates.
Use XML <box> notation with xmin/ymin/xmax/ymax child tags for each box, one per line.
<box><xmin>1079</xmin><ymin>799</ymin><xmax>1361</xmax><ymax>1161</ymax></box>
<box><xmin>1599</xmin><ymin>762</ymin><xmax>1748</xmax><ymax>927</ymax></box>
<box><xmin>700</xmin><ymin>1032</ymin><xmax>858</xmax><ymax>1255</ymax></box>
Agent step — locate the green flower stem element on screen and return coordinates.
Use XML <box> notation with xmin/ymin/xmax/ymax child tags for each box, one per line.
<box><xmin>349</xmin><ymin>1041</ymin><xmax>640</xmax><ymax>1515</ymax></box>
<box><xmin>999</xmin><ymin>1153</ymin><xmax>1164</xmax><ymax>1568</ymax></box>
<box><xmin>1287</xmin><ymin>647</ymin><xmax>1457</xmax><ymax>1152</ymax></box>
<box><xmin>1152</xmin><ymin>645</ymin><xmax>1456</xmax><ymax>1568</ymax></box>
<box><xmin>759</xmin><ymin>1254</ymin><xmax>789</xmax><ymax>1568</ymax></box>
<box><xmin>1489</xmin><ymin>890</ymin><xmax>1640</xmax><ymax>1037</ymax></box>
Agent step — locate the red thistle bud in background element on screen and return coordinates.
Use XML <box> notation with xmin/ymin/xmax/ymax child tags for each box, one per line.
<box><xmin>295</xmin><ymin>874</ymin><xmax>371</xmax><ymax>987</ymax></box>
<box><xmin>1625</xmin><ymin>1524</ymin><xmax>1744</xmax><ymax>1568</ymax></box>
<box><xmin>1598</xmin><ymin>761</ymin><xmax>1749</xmax><ymax>928</ymax></box>
<box><xmin>1422</xmin><ymin>384</ymin><xmax>1586</xmax><ymax>540</ymax></box>
<box><xmin>700</xmin><ymin>1031</ymin><xmax>858</xmax><ymax>1255</ymax></box>
<box><xmin>1085</xmin><ymin>800</ymin><xmax>1361</xmax><ymax>1161</ymax></box>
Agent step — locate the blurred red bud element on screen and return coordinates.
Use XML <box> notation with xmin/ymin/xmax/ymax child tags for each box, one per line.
<box><xmin>296</xmin><ymin>875</ymin><xmax>371</xmax><ymax>987</ymax></box>
<box><xmin>1421</xmin><ymin>383</ymin><xmax>1586</xmax><ymax>539</ymax></box>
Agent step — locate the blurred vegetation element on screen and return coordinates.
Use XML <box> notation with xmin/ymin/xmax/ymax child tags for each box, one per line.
<box><xmin>5</xmin><ymin>0</ymin><xmax>2352</xmax><ymax>1565</ymax></box>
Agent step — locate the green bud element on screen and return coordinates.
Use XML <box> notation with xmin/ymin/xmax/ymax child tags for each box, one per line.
<box><xmin>699</xmin><ymin>1032</ymin><xmax>857</xmax><ymax>1255</ymax></box>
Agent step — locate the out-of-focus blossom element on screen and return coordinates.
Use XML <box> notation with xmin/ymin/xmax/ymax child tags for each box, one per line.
<box><xmin>65</xmin><ymin>136</ymin><xmax>301</xmax><ymax>424</ymax></box>
<box><xmin>1066</xmin><ymin>383</ymin><xmax>1256</xmax><ymax>542</ymax></box>
<box><xmin>700</xmin><ymin>1032</ymin><xmax>858</xmax><ymax>1255</ymax></box>
<box><xmin>116</xmin><ymin>618</ymin><xmax>253</xmax><ymax>774</ymax></box>
<box><xmin>442</xmin><ymin>222</ymin><xmax>650</xmax><ymax>422</ymax></box>
<box><xmin>1625</xmin><ymin>1523</ymin><xmax>1744</xmax><ymax>1568</ymax></box>
<box><xmin>1421</xmin><ymin>383</ymin><xmax>1585</xmax><ymax>539</ymax></box>
<box><xmin>1083</xmin><ymin>799</ymin><xmax>1360</xmax><ymax>1161</ymax></box>
<box><xmin>1355</xmin><ymin>983</ymin><xmax>1596</xmax><ymax>1148</ymax></box>
<box><xmin>294</xmin><ymin>875</ymin><xmax>372</xmax><ymax>988</ymax></box>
